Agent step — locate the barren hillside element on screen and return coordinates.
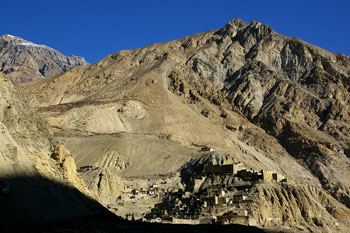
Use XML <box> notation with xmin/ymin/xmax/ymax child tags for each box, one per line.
<box><xmin>17</xmin><ymin>18</ymin><xmax>350</xmax><ymax>232</ymax></box>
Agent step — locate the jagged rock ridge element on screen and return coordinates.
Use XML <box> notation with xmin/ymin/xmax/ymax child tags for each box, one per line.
<box><xmin>0</xmin><ymin>34</ymin><xmax>88</xmax><ymax>84</ymax></box>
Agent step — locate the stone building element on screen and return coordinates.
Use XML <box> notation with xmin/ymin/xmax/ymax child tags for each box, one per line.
<box><xmin>262</xmin><ymin>170</ymin><xmax>273</xmax><ymax>181</ymax></box>
<box><xmin>231</xmin><ymin>208</ymin><xmax>248</xmax><ymax>216</ymax></box>
<box><xmin>173</xmin><ymin>217</ymin><xmax>199</xmax><ymax>224</ymax></box>
<box><xmin>237</xmin><ymin>169</ymin><xmax>258</xmax><ymax>180</ymax></box>
<box><xmin>204</xmin><ymin>164</ymin><xmax>234</xmax><ymax>175</ymax></box>
<box><xmin>233</xmin><ymin>194</ymin><xmax>247</xmax><ymax>202</ymax></box>
<box><xmin>272</xmin><ymin>173</ymin><xmax>285</xmax><ymax>182</ymax></box>
<box><xmin>233</xmin><ymin>162</ymin><xmax>245</xmax><ymax>174</ymax></box>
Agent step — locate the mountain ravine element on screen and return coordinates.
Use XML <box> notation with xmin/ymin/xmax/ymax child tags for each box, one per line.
<box><xmin>12</xmin><ymin>18</ymin><xmax>350</xmax><ymax>232</ymax></box>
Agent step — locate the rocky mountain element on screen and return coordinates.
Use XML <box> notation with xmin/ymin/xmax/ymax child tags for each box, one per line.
<box><xmin>0</xmin><ymin>70</ymin><xmax>264</xmax><ymax>233</ymax></box>
<box><xmin>0</xmin><ymin>34</ymin><xmax>88</xmax><ymax>84</ymax></box>
<box><xmin>16</xmin><ymin>18</ymin><xmax>350</xmax><ymax>232</ymax></box>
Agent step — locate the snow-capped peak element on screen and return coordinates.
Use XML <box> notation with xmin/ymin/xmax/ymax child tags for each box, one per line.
<box><xmin>1</xmin><ymin>34</ymin><xmax>18</xmax><ymax>38</ymax></box>
<box><xmin>15</xmin><ymin>42</ymin><xmax>55</xmax><ymax>51</ymax></box>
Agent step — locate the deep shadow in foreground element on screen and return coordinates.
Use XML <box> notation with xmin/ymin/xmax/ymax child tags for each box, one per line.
<box><xmin>0</xmin><ymin>176</ymin><xmax>269</xmax><ymax>233</ymax></box>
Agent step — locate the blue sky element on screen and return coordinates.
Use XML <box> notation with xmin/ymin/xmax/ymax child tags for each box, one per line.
<box><xmin>2</xmin><ymin>0</ymin><xmax>349</xmax><ymax>63</ymax></box>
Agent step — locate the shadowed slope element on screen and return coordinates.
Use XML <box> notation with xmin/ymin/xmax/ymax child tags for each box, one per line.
<box><xmin>0</xmin><ymin>176</ymin><xmax>112</xmax><ymax>233</ymax></box>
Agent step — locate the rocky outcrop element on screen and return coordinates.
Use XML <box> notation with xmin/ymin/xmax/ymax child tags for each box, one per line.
<box><xmin>0</xmin><ymin>72</ymin><xmax>108</xmax><ymax>232</ymax></box>
<box><xmin>80</xmin><ymin>167</ymin><xmax>123</xmax><ymax>207</ymax></box>
<box><xmin>202</xmin><ymin>19</ymin><xmax>350</xmax><ymax>207</ymax></box>
<box><xmin>253</xmin><ymin>183</ymin><xmax>350</xmax><ymax>232</ymax></box>
<box><xmin>0</xmin><ymin>34</ymin><xmax>88</xmax><ymax>84</ymax></box>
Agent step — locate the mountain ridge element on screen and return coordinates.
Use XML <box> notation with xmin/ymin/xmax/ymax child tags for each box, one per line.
<box><xmin>0</xmin><ymin>34</ymin><xmax>88</xmax><ymax>84</ymax></box>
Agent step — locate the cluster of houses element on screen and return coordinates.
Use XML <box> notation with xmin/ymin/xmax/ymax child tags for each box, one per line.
<box><xmin>140</xmin><ymin>157</ymin><xmax>287</xmax><ymax>225</ymax></box>
<box><xmin>119</xmin><ymin>182</ymin><xmax>183</xmax><ymax>202</ymax></box>
<box><xmin>115</xmin><ymin>154</ymin><xmax>287</xmax><ymax>226</ymax></box>
<box><xmin>131</xmin><ymin>184</ymin><xmax>160</xmax><ymax>196</ymax></box>
<box><xmin>144</xmin><ymin>183</ymin><xmax>258</xmax><ymax>225</ymax></box>
<box><xmin>203</xmin><ymin>161</ymin><xmax>288</xmax><ymax>183</ymax></box>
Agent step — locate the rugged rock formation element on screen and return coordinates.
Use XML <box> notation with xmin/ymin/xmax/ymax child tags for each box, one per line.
<box><xmin>180</xmin><ymin>153</ymin><xmax>350</xmax><ymax>232</ymax></box>
<box><xmin>16</xmin><ymin>18</ymin><xmax>350</xmax><ymax>232</ymax></box>
<box><xmin>0</xmin><ymin>34</ymin><xmax>88</xmax><ymax>84</ymax></box>
<box><xmin>188</xmin><ymin>19</ymin><xmax>350</xmax><ymax>208</ymax></box>
<box><xmin>0</xmin><ymin>72</ymin><xmax>109</xmax><ymax>232</ymax></box>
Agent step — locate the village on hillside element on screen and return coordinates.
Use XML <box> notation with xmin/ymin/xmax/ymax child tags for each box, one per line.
<box><xmin>117</xmin><ymin>150</ymin><xmax>288</xmax><ymax>226</ymax></box>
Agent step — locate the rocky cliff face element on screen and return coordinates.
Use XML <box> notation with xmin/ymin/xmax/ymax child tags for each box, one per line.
<box><xmin>16</xmin><ymin>18</ymin><xmax>350</xmax><ymax>232</ymax></box>
<box><xmin>0</xmin><ymin>35</ymin><xmax>88</xmax><ymax>84</ymax></box>
<box><xmin>186</xmin><ymin>18</ymin><xmax>350</xmax><ymax>208</ymax></box>
<box><xmin>0</xmin><ymin>72</ymin><xmax>109</xmax><ymax>232</ymax></box>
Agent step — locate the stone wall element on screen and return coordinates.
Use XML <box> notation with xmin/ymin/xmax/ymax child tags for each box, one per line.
<box><xmin>204</xmin><ymin>164</ymin><xmax>233</xmax><ymax>175</ymax></box>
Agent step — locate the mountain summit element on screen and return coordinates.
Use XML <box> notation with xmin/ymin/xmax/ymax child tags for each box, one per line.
<box><xmin>0</xmin><ymin>34</ymin><xmax>88</xmax><ymax>84</ymax></box>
